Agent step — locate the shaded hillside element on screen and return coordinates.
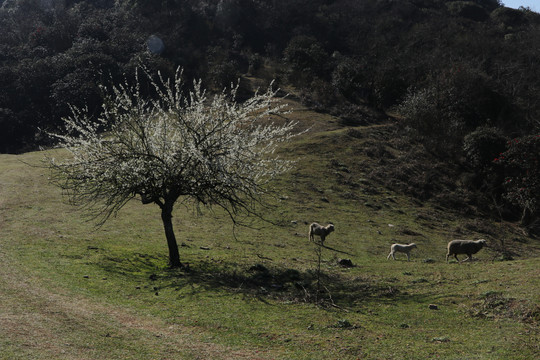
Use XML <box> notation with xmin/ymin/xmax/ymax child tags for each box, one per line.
<box><xmin>1</xmin><ymin>0</ymin><xmax>540</xmax><ymax>152</ymax></box>
<box><xmin>1</xmin><ymin>0</ymin><xmax>540</xmax><ymax>227</ymax></box>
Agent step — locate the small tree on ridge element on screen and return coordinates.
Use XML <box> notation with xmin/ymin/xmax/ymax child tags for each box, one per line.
<box><xmin>495</xmin><ymin>134</ymin><xmax>540</xmax><ymax>225</ymax></box>
<box><xmin>47</xmin><ymin>68</ymin><xmax>297</xmax><ymax>267</ymax></box>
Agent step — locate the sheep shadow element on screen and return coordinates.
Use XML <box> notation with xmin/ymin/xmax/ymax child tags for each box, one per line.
<box><xmin>320</xmin><ymin>243</ymin><xmax>354</xmax><ymax>256</ymax></box>
<box><xmin>307</xmin><ymin>239</ymin><xmax>354</xmax><ymax>257</ymax></box>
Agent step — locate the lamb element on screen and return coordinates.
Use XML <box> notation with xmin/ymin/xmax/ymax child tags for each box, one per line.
<box><xmin>446</xmin><ymin>239</ymin><xmax>487</xmax><ymax>263</ymax></box>
<box><xmin>387</xmin><ymin>243</ymin><xmax>417</xmax><ymax>261</ymax></box>
<box><xmin>308</xmin><ymin>222</ymin><xmax>334</xmax><ymax>245</ymax></box>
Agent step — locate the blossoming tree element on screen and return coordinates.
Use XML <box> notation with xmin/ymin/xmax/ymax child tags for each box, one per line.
<box><xmin>47</xmin><ymin>68</ymin><xmax>297</xmax><ymax>267</ymax></box>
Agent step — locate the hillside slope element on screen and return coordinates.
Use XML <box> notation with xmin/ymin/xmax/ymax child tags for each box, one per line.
<box><xmin>1</xmin><ymin>101</ymin><xmax>539</xmax><ymax>359</ymax></box>
<box><xmin>2</xmin><ymin>0</ymin><xmax>540</xmax><ymax>155</ymax></box>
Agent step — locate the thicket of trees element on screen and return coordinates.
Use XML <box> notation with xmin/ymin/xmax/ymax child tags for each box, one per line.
<box><xmin>1</xmin><ymin>0</ymin><xmax>540</xmax><ymax>224</ymax></box>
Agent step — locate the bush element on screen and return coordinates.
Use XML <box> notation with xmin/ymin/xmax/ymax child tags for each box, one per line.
<box><xmin>300</xmin><ymin>78</ymin><xmax>338</xmax><ymax>111</ymax></box>
<box><xmin>490</xmin><ymin>7</ymin><xmax>527</xmax><ymax>28</ymax></box>
<box><xmin>331</xmin><ymin>56</ymin><xmax>368</xmax><ymax>103</ymax></box>
<box><xmin>207</xmin><ymin>60</ymin><xmax>240</xmax><ymax>91</ymax></box>
<box><xmin>398</xmin><ymin>65</ymin><xmax>504</xmax><ymax>155</ymax></box>
<box><xmin>495</xmin><ymin>135</ymin><xmax>540</xmax><ymax>224</ymax></box>
<box><xmin>283</xmin><ymin>35</ymin><xmax>329</xmax><ymax>86</ymax></box>
<box><xmin>371</xmin><ymin>60</ymin><xmax>408</xmax><ymax>109</ymax></box>
<box><xmin>463</xmin><ymin>126</ymin><xmax>507</xmax><ymax>170</ymax></box>
<box><xmin>446</xmin><ymin>2</ymin><xmax>489</xmax><ymax>22</ymax></box>
<box><xmin>398</xmin><ymin>85</ymin><xmax>461</xmax><ymax>154</ymax></box>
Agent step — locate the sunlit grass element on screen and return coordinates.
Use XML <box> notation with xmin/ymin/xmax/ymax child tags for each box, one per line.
<box><xmin>1</xmin><ymin>111</ymin><xmax>539</xmax><ymax>359</ymax></box>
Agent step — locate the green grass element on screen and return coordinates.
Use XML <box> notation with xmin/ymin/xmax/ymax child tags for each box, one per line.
<box><xmin>1</xmin><ymin>107</ymin><xmax>539</xmax><ymax>359</ymax></box>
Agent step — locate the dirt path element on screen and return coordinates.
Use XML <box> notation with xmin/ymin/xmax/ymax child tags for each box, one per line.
<box><xmin>0</xmin><ymin>246</ymin><xmax>271</xmax><ymax>359</ymax></box>
<box><xmin>0</xmin><ymin>155</ymin><xmax>270</xmax><ymax>359</ymax></box>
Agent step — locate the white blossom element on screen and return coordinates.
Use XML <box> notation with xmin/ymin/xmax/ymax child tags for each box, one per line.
<box><xmin>47</xmin><ymin>67</ymin><xmax>298</xmax><ymax>226</ymax></box>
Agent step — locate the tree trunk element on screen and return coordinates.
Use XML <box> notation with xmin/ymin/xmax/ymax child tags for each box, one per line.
<box><xmin>161</xmin><ymin>204</ymin><xmax>181</xmax><ymax>268</ymax></box>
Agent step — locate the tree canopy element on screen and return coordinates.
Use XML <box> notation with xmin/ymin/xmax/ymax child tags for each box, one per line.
<box><xmin>47</xmin><ymin>68</ymin><xmax>297</xmax><ymax>267</ymax></box>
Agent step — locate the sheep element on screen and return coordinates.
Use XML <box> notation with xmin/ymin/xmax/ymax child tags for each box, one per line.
<box><xmin>446</xmin><ymin>239</ymin><xmax>487</xmax><ymax>263</ymax></box>
<box><xmin>308</xmin><ymin>222</ymin><xmax>334</xmax><ymax>245</ymax></box>
<box><xmin>387</xmin><ymin>243</ymin><xmax>417</xmax><ymax>261</ymax></box>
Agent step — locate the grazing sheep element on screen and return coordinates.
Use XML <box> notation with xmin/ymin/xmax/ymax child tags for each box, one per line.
<box><xmin>387</xmin><ymin>243</ymin><xmax>417</xmax><ymax>261</ymax></box>
<box><xmin>446</xmin><ymin>239</ymin><xmax>487</xmax><ymax>263</ymax></box>
<box><xmin>308</xmin><ymin>222</ymin><xmax>334</xmax><ymax>244</ymax></box>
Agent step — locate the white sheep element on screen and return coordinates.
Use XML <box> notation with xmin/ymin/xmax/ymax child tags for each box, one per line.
<box><xmin>387</xmin><ymin>243</ymin><xmax>417</xmax><ymax>261</ymax></box>
<box><xmin>446</xmin><ymin>239</ymin><xmax>487</xmax><ymax>263</ymax></box>
<box><xmin>308</xmin><ymin>222</ymin><xmax>334</xmax><ymax>245</ymax></box>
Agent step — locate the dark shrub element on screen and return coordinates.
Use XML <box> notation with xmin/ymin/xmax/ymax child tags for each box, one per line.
<box><xmin>446</xmin><ymin>2</ymin><xmax>489</xmax><ymax>22</ymax></box>
<box><xmin>331</xmin><ymin>56</ymin><xmax>368</xmax><ymax>103</ymax></box>
<box><xmin>463</xmin><ymin>126</ymin><xmax>507</xmax><ymax>170</ymax></box>
<box><xmin>283</xmin><ymin>35</ymin><xmax>329</xmax><ymax>85</ymax></box>
<box><xmin>495</xmin><ymin>135</ymin><xmax>540</xmax><ymax>224</ymax></box>
<box><xmin>490</xmin><ymin>7</ymin><xmax>527</xmax><ymax>27</ymax></box>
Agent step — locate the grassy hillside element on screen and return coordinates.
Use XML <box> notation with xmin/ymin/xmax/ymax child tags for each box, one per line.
<box><xmin>1</xmin><ymin>101</ymin><xmax>539</xmax><ymax>359</ymax></box>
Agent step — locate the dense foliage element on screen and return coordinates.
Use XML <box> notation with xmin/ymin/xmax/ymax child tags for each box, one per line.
<box><xmin>495</xmin><ymin>135</ymin><xmax>540</xmax><ymax>224</ymax></box>
<box><xmin>1</xmin><ymin>0</ymin><xmax>539</xmax><ymax>153</ymax></box>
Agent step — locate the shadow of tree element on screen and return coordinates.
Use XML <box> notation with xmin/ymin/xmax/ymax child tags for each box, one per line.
<box><xmin>93</xmin><ymin>247</ymin><xmax>435</xmax><ymax>309</ymax></box>
<box><xmin>97</xmin><ymin>252</ymin><xmax>430</xmax><ymax>308</ymax></box>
